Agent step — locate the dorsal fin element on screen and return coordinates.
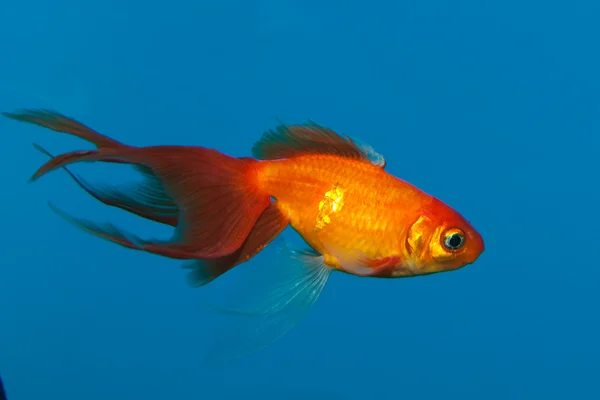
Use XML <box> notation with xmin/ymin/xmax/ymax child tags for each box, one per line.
<box><xmin>251</xmin><ymin>121</ymin><xmax>386</xmax><ymax>168</ymax></box>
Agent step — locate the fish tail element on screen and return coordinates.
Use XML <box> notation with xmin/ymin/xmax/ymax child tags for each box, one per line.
<box><xmin>31</xmin><ymin>145</ymin><xmax>283</xmax><ymax>260</ymax></box>
<box><xmin>2</xmin><ymin>108</ymin><xmax>125</xmax><ymax>149</ymax></box>
<box><xmin>32</xmin><ymin>143</ymin><xmax>179</xmax><ymax>226</ymax></box>
<box><xmin>3</xmin><ymin>109</ymin><xmax>182</xmax><ymax>225</ymax></box>
<box><xmin>2</xmin><ymin>110</ymin><xmax>134</xmax><ymax>179</ymax></box>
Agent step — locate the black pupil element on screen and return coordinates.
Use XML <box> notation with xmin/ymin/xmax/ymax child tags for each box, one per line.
<box><xmin>448</xmin><ymin>233</ymin><xmax>463</xmax><ymax>248</ymax></box>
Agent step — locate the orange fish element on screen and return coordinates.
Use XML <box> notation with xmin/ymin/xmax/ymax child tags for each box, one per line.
<box><xmin>4</xmin><ymin>109</ymin><xmax>485</xmax><ymax>358</ymax></box>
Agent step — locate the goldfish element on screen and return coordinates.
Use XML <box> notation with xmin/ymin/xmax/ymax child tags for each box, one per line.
<box><xmin>3</xmin><ymin>109</ymin><xmax>484</xmax><ymax>359</ymax></box>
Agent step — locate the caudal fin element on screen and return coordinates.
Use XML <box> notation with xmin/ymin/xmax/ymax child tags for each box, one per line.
<box><xmin>3</xmin><ymin>109</ymin><xmax>181</xmax><ymax>226</ymax></box>
<box><xmin>31</xmin><ymin>145</ymin><xmax>272</xmax><ymax>260</ymax></box>
<box><xmin>32</xmin><ymin>143</ymin><xmax>179</xmax><ymax>227</ymax></box>
<box><xmin>2</xmin><ymin>109</ymin><xmax>123</xmax><ymax>149</ymax></box>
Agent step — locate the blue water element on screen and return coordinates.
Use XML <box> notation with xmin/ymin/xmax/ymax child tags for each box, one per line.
<box><xmin>1</xmin><ymin>0</ymin><xmax>599</xmax><ymax>399</ymax></box>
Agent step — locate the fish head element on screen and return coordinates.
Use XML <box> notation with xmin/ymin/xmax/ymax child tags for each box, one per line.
<box><xmin>404</xmin><ymin>198</ymin><xmax>484</xmax><ymax>275</ymax></box>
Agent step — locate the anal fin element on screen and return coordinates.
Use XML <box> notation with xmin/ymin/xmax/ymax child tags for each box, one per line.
<box><xmin>183</xmin><ymin>201</ymin><xmax>290</xmax><ymax>286</ymax></box>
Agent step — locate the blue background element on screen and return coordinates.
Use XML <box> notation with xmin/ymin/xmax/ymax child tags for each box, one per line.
<box><xmin>1</xmin><ymin>0</ymin><xmax>599</xmax><ymax>399</ymax></box>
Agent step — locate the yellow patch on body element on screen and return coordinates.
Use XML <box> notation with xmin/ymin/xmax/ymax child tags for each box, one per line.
<box><xmin>315</xmin><ymin>184</ymin><xmax>345</xmax><ymax>230</ymax></box>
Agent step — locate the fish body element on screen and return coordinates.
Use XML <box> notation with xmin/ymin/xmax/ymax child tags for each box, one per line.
<box><xmin>257</xmin><ymin>154</ymin><xmax>482</xmax><ymax>277</ymax></box>
<box><xmin>3</xmin><ymin>110</ymin><xmax>485</xmax><ymax>360</ymax></box>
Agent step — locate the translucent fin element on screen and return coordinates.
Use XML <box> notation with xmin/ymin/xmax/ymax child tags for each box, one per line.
<box><xmin>352</xmin><ymin>136</ymin><xmax>386</xmax><ymax>168</ymax></box>
<box><xmin>201</xmin><ymin>238</ymin><xmax>333</xmax><ymax>363</ymax></box>
<box><xmin>252</xmin><ymin>121</ymin><xmax>386</xmax><ymax>167</ymax></box>
<box><xmin>33</xmin><ymin>143</ymin><xmax>179</xmax><ymax>226</ymax></box>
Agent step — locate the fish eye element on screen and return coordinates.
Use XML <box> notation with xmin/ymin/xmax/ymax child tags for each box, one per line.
<box><xmin>443</xmin><ymin>229</ymin><xmax>465</xmax><ymax>251</ymax></box>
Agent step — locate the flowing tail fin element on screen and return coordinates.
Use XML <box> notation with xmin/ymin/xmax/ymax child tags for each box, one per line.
<box><xmin>34</xmin><ymin>145</ymin><xmax>290</xmax><ymax>284</ymax></box>
<box><xmin>2</xmin><ymin>109</ymin><xmax>124</xmax><ymax>149</ymax></box>
<box><xmin>4</xmin><ymin>108</ymin><xmax>289</xmax><ymax>272</ymax></box>
<box><xmin>3</xmin><ymin>109</ymin><xmax>180</xmax><ymax>226</ymax></box>
<box><xmin>32</xmin><ymin>143</ymin><xmax>179</xmax><ymax>226</ymax></box>
<box><xmin>30</xmin><ymin>145</ymin><xmax>272</xmax><ymax>259</ymax></box>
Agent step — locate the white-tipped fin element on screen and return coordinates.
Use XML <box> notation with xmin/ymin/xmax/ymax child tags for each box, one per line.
<box><xmin>199</xmin><ymin>238</ymin><xmax>333</xmax><ymax>363</ymax></box>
